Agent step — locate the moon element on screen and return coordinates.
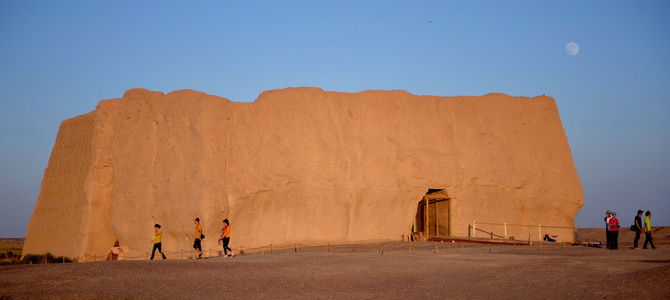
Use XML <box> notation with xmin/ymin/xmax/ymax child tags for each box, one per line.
<box><xmin>565</xmin><ymin>42</ymin><xmax>579</xmax><ymax>56</ymax></box>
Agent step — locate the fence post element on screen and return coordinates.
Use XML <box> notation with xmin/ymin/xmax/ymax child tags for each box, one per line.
<box><xmin>504</xmin><ymin>222</ymin><xmax>508</xmax><ymax>239</ymax></box>
<box><xmin>538</xmin><ymin>224</ymin><xmax>542</xmax><ymax>241</ymax></box>
<box><xmin>472</xmin><ymin>221</ymin><xmax>476</xmax><ymax>238</ymax></box>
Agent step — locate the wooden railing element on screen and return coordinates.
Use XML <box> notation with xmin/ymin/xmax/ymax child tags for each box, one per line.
<box><xmin>469</xmin><ymin>221</ymin><xmax>575</xmax><ymax>242</ymax></box>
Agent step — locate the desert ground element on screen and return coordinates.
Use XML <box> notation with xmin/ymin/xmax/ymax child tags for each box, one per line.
<box><xmin>1</xmin><ymin>228</ymin><xmax>669</xmax><ymax>299</ymax></box>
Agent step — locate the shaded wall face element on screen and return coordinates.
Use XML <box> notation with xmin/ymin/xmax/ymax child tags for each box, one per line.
<box><xmin>23</xmin><ymin>115</ymin><xmax>96</xmax><ymax>258</ymax></box>
<box><xmin>24</xmin><ymin>88</ymin><xmax>583</xmax><ymax>259</ymax></box>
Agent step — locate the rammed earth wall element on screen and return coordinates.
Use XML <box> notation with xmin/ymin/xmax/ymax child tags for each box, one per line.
<box><xmin>24</xmin><ymin>88</ymin><xmax>583</xmax><ymax>259</ymax></box>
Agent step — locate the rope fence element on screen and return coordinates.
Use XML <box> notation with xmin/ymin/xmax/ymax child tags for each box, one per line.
<box><xmin>73</xmin><ymin>221</ymin><xmax>581</xmax><ymax>262</ymax></box>
<box><xmin>74</xmin><ymin>238</ymin><xmax>581</xmax><ymax>262</ymax></box>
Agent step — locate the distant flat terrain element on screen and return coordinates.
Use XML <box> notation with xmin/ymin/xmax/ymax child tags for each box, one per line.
<box><xmin>0</xmin><ymin>238</ymin><xmax>24</xmax><ymax>245</ymax></box>
<box><xmin>1</xmin><ymin>229</ymin><xmax>668</xmax><ymax>299</ymax></box>
<box><xmin>0</xmin><ymin>238</ymin><xmax>23</xmax><ymax>261</ymax></box>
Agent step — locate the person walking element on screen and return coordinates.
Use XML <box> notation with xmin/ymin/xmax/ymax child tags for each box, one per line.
<box><xmin>642</xmin><ymin>211</ymin><xmax>657</xmax><ymax>249</ymax></box>
<box><xmin>608</xmin><ymin>212</ymin><xmax>620</xmax><ymax>250</ymax></box>
<box><xmin>604</xmin><ymin>210</ymin><xmax>613</xmax><ymax>249</ymax></box>
<box><xmin>150</xmin><ymin>224</ymin><xmax>167</xmax><ymax>260</ymax></box>
<box><xmin>218</xmin><ymin>219</ymin><xmax>235</xmax><ymax>257</ymax></box>
<box><xmin>632</xmin><ymin>210</ymin><xmax>644</xmax><ymax>249</ymax></box>
<box><xmin>194</xmin><ymin>218</ymin><xmax>203</xmax><ymax>259</ymax></box>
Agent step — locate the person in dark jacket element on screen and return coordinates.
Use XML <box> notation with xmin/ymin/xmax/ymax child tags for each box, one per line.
<box><xmin>632</xmin><ymin>210</ymin><xmax>643</xmax><ymax>249</ymax></box>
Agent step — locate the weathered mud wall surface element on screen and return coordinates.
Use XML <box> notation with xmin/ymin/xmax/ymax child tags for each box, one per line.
<box><xmin>24</xmin><ymin>87</ymin><xmax>583</xmax><ymax>259</ymax></box>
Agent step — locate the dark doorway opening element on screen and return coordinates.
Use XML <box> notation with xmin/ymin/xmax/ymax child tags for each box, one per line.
<box><xmin>413</xmin><ymin>189</ymin><xmax>450</xmax><ymax>241</ymax></box>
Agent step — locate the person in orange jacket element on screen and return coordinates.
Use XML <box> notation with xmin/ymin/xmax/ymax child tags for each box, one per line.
<box><xmin>218</xmin><ymin>219</ymin><xmax>235</xmax><ymax>257</ymax></box>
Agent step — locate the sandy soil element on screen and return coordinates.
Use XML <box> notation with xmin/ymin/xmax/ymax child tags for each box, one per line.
<box><xmin>1</xmin><ymin>229</ymin><xmax>668</xmax><ymax>299</ymax></box>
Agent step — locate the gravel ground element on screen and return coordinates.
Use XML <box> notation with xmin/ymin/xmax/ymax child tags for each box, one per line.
<box><xmin>1</xmin><ymin>229</ymin><xmax>669</xmax><ymax>299</ymax></box>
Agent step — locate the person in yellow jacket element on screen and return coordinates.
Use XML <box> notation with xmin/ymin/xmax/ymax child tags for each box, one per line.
<box><xmin>218</xmin><ymin>219</ymin><xmax>235</xmax><ymax>257</ymax></box>
<box><xmin>150</xmin><ymin>224</ymin><xmax>167</xmax><ymax>260</ymax></box>
<box><xmin>194</xmin><ymin>218</ymin><xmax>203</xmax><ymax>259</ymax></box>
<box><xmin>642</xmin><ymin>211</ymin><xmax>657</xmax><ymax>249</ymax></box>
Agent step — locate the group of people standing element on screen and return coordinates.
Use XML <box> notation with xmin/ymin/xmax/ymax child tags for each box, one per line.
<box><xmin>150</xmin><ymin>217</ymin><xmax>236</xmax><ymax>260</ymax></box>
<box><xmin>604</xmin><ymin>210</ymin><xmax>656</xmax><ymax>250</ymax></box>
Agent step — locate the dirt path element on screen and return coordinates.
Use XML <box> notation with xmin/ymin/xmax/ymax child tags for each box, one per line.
<box><xmin>1</xmin><ymin>238</ymin><xmax>669</xmax><ymax>299</ymax></box>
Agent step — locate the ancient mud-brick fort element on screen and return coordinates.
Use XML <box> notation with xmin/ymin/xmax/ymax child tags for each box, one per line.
<box><xmin>24</xmin><ymin>87</ymin><xmax>583</xmax><ymax>259</ymax></box>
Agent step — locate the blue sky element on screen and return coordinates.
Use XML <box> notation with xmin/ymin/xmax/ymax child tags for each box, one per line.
<box><xmin>1</xmin><ymin>1</ymin><xmax>668</xmax><ymax>237</ymax></box>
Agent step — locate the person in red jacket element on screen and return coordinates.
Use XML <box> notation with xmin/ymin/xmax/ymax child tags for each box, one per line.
<box><xmin>608</xmin><ymin>212</ymin><xmax>620</xmax><ymax>250</ymax></box>
<box><xmin>604</xmin><ymin>210</ymin><xmax>613</xmax><ymax>249</ymax></box>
